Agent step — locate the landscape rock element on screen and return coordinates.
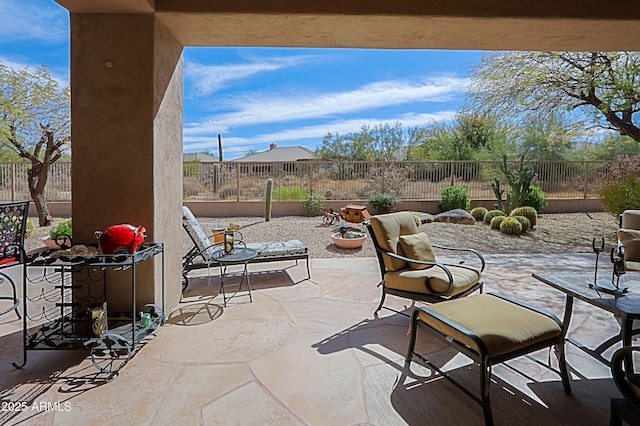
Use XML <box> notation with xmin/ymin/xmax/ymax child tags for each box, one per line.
<box><xmin>433</xmin><ymin>209</ymin><xmax>475</xmax><ymax>225</ymax></box>
<box><xmin>412</xmin><ymin>212</ymin><xmax>435</xmax><ymax>224</ymax></box>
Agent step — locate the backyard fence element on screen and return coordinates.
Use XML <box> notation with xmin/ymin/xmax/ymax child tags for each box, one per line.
<box><xmin>182</xmin><ymin>159</ymin><xmax>622</xmax><ymax>202</ymax></box>
<box><xmin>0</xmin><ymin>159</ymin><xmax>627</xmax><ymax>203</ymax></box>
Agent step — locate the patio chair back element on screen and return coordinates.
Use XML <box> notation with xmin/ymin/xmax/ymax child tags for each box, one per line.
<box><xmin>0</xmin><ymin>200</ymin><xmax>29</xmax><ymax>319</ymax></box>
<box><xmin>182</xmin><ymin>206</ymin><xmax>217</xmax><ymax>262</ymax></box>
<box><xmin>0</xmin><ymin>201</ymin><xmax>30</xmax><ymax>266</ymax></box>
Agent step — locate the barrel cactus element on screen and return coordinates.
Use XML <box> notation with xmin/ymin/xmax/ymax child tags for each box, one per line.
<box><xmin>483</xmin><ymin>209</ymin><xmax>506</xmax><ymax>225</ymax></box>
<box><xmin>470</xmin><ymin>207</ymin><xmax>488</xmax><ymax>222</ymax></box>
<box><xmin>510</xmin><ymin>206</ymin><xmax>537</xmax><ymax>227</ymax></box>
<box><xmin>512</xmin><ymin>215</ymin><xmax>531</xmax><ymax>233</ymax></box>
<box><xmin>490</xmin><ymin>215</ymin><xmax>507</xmax><ymax>229</ymax></box>
<box><xmin>500</xmin><ymin>217</ymin><xmax>523</xmax><ymax>235</ymax></box>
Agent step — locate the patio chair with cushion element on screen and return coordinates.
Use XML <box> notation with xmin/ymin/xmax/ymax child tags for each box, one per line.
<box><xmin>365</xmin><ymin>211</ymin><xmax>485</xmax><ymax>316</ymax></box>
<box><xmin>617</xmin><ymin>210</ymin><xmax>640</xmax><ymax>271</ymax></box>
<box><xmin>181</xmin><ymin>206</ymin><xmax>310</xmax><ymax>291</ymax></box>
<box><xmin>0</xmin><ymin>201</ymin><xmax>30</xmax><ymax>319</ymax></box>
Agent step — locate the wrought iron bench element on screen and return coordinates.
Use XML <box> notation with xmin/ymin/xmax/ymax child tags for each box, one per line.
<box><xmin>181</xmin><ymin>206</ymin><xmax>310</xmax><ymax>291</ymax></box>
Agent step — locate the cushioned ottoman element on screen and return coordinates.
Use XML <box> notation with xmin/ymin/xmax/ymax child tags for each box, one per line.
<box><xmin>406</xmin><ymin>292</ymin><xmax>571</xmax><ymax>426</ymax></box>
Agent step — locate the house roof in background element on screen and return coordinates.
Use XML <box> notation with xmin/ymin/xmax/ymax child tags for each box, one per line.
<box><xmin>183</xmin><ymin>152</ymin><xmax>218</xmax><ymax>162</ymax></box>
<box><xmin>232</xmin><ymin>145</ymin><xmax>315</xmax><ymax>162</ymax></box>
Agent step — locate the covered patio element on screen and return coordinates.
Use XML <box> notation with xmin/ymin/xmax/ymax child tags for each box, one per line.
<box><xmin>4</xmin><ymin>0</ymin><xmax>638</xmax><ymax>424</ymax></box>
<box><xmin>0</xmin><ymin>253</ymin><xmax>626</xmax><ymax>424</ymax></box>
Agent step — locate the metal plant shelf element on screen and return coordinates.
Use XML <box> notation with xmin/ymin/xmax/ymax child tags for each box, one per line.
<box><xmin>13</xmin><ymin>242</ymin><xmax>165</xmax><ymax>373</ymax></box>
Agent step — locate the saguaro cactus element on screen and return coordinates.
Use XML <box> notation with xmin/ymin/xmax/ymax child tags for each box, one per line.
<box><xmin>265</xmin><ymin>178</ymin><xmax>273</xmax><ymax>222</ymax></box>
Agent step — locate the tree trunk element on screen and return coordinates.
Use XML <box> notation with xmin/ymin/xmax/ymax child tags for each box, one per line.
<box><xmin>27</xmin><ymin>163</ymin><xmax>52</xmax><ymax>226</ymax></box>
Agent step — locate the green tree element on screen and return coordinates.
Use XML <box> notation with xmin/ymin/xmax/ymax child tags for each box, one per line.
<box><xmin>516</xmin><ymin>114</ymin><xmax>575</xmax><ymax>161</ymax></box>
<box><xmin>591</xmin><ymin>134</ymin><xmax>640</xmax><ymax>160</ymax></box>
<box><xmin>466</xmin><ymin>51</ymin><xmax>640</xmax><ymax>143</ymax></box>
<box><xmin>367</xmin><ymin>122</ymin><xmax>406</xmax><ymax>161</ymax></box>
<box><xmin>0</xmin><ymin>62</ymin><xmax>70</xmax><ymax>225</ymax></box>
<box><xmin>410</xmin><ymin>112</ymin><xmax>510</xmax><ymax>160</ymax></box>
<box><xmin>315</xmin><ymin>131</ymin><xmax>372</xmax><ymax>161</ymax></box>
<box><xmin>316</xmin><ymin>122</ymin><xmax>408</xmax><ymax>162</ymax></box>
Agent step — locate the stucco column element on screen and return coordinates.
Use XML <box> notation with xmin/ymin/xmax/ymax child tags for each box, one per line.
<box><xmin>70</xmin><ymin>14</ymin><xmax>183</xmax><ymax>312</ymax></box>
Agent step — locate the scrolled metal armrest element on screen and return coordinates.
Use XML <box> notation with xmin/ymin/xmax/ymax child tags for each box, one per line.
<box><xmin>612</xmin><ymin>346</ymin><xmax>640</xmax><ymax>408</ymax></box>
<box><xmin>430</xmin><ymin>244</ymin><xmax>486</xmax><ymax>272</ymax></box>
<box><xmin>379</xmin><ymin>249</ymin><xmax>456</xmax><ymax>295</ymax></box>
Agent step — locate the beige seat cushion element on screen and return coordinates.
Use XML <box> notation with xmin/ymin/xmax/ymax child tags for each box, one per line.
<box><xmin>419</xmin><ymin>294</ymin><xmax>562</xmax><ymax>357</ymax></box>
<box><xmin>385</xmin><ymin>264</ymin><xmax>480</xmax><ymax>295</ymax></box>
<box><xmin>369</xmin><ymin>212</ymin><xmax>419</xmax><ymax>272</ymax></box>
<box><xmin>398</xmin><ymin>233</ymin><xmax>436</xmax><ymax>270</ymax></box>
<box><xmin>622</xmin><ymin>210</ymin><xmax>640</xmax><ymax>230</ymax></box>
<box><xmin>619</xmin><ymin>228</ymin><xmax>640</xmax><ymax>264</ymax></box>
<box><xmin>626</xmin><ymin>261</ymin><xmax>640</xmax><ymax>271</ymax></box>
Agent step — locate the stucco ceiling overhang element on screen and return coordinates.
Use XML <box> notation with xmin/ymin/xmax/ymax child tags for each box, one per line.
<box><xmin>54</xmin><ymin>0</ymin><xmax>640</xmax><ymax>50</ymax></box>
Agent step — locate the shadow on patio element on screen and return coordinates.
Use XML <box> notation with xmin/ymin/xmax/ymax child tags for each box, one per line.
<box><xmin>0</xmin><ymin>254</ymin><xmax>629</xmax><ymax>425</ymax></box>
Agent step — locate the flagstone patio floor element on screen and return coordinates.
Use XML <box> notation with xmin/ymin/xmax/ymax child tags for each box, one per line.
<box><xmin>0</xmin><ymin>253</ymin><xmax>632</xmax><ymax>425</ymax></box>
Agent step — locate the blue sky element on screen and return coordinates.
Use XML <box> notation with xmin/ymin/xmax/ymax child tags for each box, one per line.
<box><xmin>2</xmin><ymin>0</ymin><xmax>484</xmax><ymax>160</ymax></box>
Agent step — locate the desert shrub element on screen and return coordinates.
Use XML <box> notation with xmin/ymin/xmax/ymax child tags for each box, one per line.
<box><xmin>368</xmin><ymin>192</ymin><xmax>401</xmax><ymax>214</ymax></box>
<box><xmin>303</xmin><ymin>192</ymin><xmax>326</xmax><ymax>217</ymax></box>
<box><xmin>50</xmin><ymin>218</ymin><xmax>72</xmax><ymax>239</ymax></box>
<box><xmin>183</xmin><ymin>176</ymin><xmax>206</xmax><ymax>197</ymax></box>
<box><xmin>598</xmin><ymin>175</ymin><xmax>640</xmax><ymax>215</ymax></box>
<box><xmin>521</xmin><ymin>185</ymin><xmax>547</xmax><ymax>213</ymax></box>
<box><xmin>597</xmin><ymin>157</ymin><xmax>640</xmax><ymax>216</ymax></box>
<box><xmin>439</xmin><ymin>186</ymin><xmax>471</xmax><ymax>212</ymax></box>
<box><xmin>412</xmin><ymin>214</ymin><xmax>421</xmax><ymax>227</ymax></box>
<box><xmin>366</xmin><ymin>164</ymin><xmax>407</xmax><ymax>196</ymax></box>
<box><xmin>274</xmin><ymin>185</ymin><xmax>307</xmax><ymax>200</ymax></box>
<box><xmin>25</xmin><ymin>218</ymin><xmax>35</xmax><ymax>238</ymax></box>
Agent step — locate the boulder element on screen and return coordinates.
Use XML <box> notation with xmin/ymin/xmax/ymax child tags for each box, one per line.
<box><xmin>411</xmin><ymin>212</ymin><xmax>435</xmax><ymax>224</ymax></box>
<box><xmin>434</xmin><ymin>209</ymin><xmax>475</xmax><ymax>225</ymax></box>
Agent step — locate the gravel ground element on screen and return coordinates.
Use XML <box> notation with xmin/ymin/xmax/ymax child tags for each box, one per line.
<box><xmin>187</xmin><ymin>212</ymin><xmax>620</xmax><ymax>258</ymax></box>
<box><xmin>26</xmin><ymin>212</ymin><xmax>621</xmax><ymax>258</ymax></box>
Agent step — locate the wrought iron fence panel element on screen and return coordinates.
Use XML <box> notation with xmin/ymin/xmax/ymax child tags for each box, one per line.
<box><xmin>0</xmin><ymin>159</ymin><xmax>625</xmax><ymax>203</ymax></box>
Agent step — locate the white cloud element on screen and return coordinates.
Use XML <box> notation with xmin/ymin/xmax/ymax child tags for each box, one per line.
<box><xmin>246</xmin><ymin>111</ymin><xmax>457</xmax><ymax>144</ymax></box>
<box><xmin>183</xmin><ymin>111</ymin><xmax>456</xmax><ymax>154</ymax></box>
<box><xmin>0</xmin><ymin>0</ymin><xmax>68</xmax><ymax>43</ymax></box>
<box><xmin>184</xmin><ymin>77</ymin><xmax>468</xmax><ymax>137</ymax></box>
<box><xmin>185</xmin><ymin>55</ymin><xmax>316</xmax><ymax>96</ymax></box>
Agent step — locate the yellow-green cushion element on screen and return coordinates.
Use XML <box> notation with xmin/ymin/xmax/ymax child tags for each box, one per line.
<box><xmin>385</xmin><ymin>264</ymin><xmax>480</xmax><ymax>295</ymax></box>
<box><xmin>398</xmin><ymin>233</ymin><xmax>436</xmax><ymax>270</ymax></box>
<box><xmin>619</xmin><ymin>228</ymin><xmax>640</xmax><ymax>264</ymax></box>
<box><xmin>370</xmin><ymin>212</ymin><xmax>419</xmax><ymax>272</ymax></box>
<box><xmin>419</xmin><ymin>294</ymin><xmax>562</xmax><ymax>357</ymax></box>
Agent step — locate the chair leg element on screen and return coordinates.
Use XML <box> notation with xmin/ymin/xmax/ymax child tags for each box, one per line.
<box><xmin>555</xmin><ymin>342</ymin><xmax>572</xmax><ymax>393</ymax></box>
<box><xmin>480</xmin><ymin>356</ymin><xmax>494</xmax><ymax>426</ymax></box>
<box><xmin>610</xmin><ymin>399</ymin><xmax>623</xmax><ymax>426</ymax></box>
<box><xmin>406</xmin><ymin>309</ymin><xmax>420</xmax><ymax>363</ymax></box>
<box><xmin>374</xmin><ymin>284</ymin><xmax>387</xmax><ymax>316</ymax></box>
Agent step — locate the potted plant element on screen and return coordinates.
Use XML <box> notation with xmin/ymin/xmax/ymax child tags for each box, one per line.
<box><xmin>43</xmin><ymin>218</ymin><xmax>72</xmax><ymax>248</ymax></box>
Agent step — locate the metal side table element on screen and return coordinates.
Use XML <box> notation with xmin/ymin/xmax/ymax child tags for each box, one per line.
<box><xmin>213</xmin><ymin>247</ymin><xmax>258</xmax><ymax>306</ymax></box>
